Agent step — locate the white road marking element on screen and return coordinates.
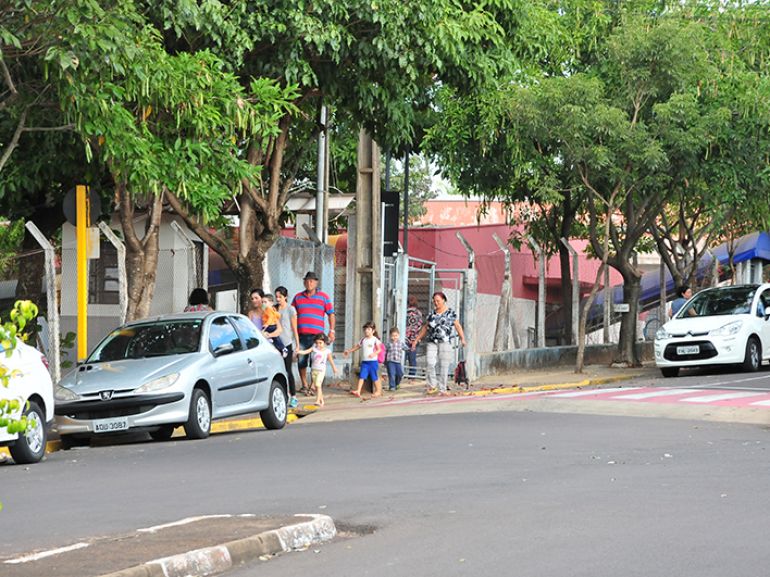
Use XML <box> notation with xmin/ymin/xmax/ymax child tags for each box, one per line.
<box><xmin>4</xmin><ymin>542</ymin><xmax>89</xmax><ymax>564</ymax></box>
<box><xmin>138</xmin><ymin>514</ymin><xmax>233</xmax><ymax>533</ymax></box>
<box><xmin>675</xmin><ymin>374</ymin><xmax>770</xmax><ymax>389</ymax></box>
<box><xmin>548</xmin><ymin>387</ymin><xmax>642</xmax><ymax>398</ymax></box>
<box><xmin>611</xmin><ymin>389</ymin><xmax>703</xmax><ymax>400</ymax></box>
<box><xmin>680</xmin><ymin>391</ymin><xmax>766</xmax><ymax>403</ymax></box>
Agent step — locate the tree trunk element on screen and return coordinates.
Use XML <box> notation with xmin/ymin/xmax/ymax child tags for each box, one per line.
<box><xmin>616</xmin><ymin>270</ymin><xmax>642</xmax><ymax>366</ymax></box>
<box><xmin>558</xmin><ymin>244</ymin><xmax>573</xmax><ymax>345</ymax></box>
<box><xmin>576</xmin><ymin>263</ymin><xmax>605</xmax><ymax>373</ymax></box>
<box><xmin>118</xmin><ymin>183</ymin><xmax>163</xmax><ymax>322</ymax></box>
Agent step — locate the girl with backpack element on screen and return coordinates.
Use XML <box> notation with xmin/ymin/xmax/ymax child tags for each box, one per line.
<box><xmin>343</xmin><ymin>321</ymin><xmax>383</xmax><ymax>398</ymax></box>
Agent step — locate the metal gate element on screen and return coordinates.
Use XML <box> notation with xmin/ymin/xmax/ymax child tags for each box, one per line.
<box><xmin>381</xmin><ymin>254</ymin><xmax>467</xmax><ymax>382</ymax></box>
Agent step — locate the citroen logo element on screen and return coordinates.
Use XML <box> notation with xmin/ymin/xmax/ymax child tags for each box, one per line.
<box><xmin>100</xmin><ymin>390</ymin><xmax>114</xmax><ymax>401</ymax></box>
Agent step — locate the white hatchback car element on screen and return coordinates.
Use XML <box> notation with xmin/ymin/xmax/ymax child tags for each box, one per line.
<box><xmin>0</xmin><ymin>340</ymin><xmax>54</xmax><ymax>463</ymax></box>
<box><xmin>655</xmin><ymin>284</ymin><xmax>770</xmax><ymax>378</ymax></box>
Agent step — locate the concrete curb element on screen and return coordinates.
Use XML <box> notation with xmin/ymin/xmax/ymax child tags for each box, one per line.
<box><xmin>96</xmin><ymin>514</ymin><xmax>336</xmax><ymax>577</ymax></box>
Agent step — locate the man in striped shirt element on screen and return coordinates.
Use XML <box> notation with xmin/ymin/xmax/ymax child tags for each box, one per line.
<box><xmin>292</xmin><ymin>271</ymin><xmax>336</xmax><ymax>394</ymax></box>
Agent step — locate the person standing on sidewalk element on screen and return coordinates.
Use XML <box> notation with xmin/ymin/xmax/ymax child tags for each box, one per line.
<box><xmin>385</xmin><ymin>327</ymin><xmax>410</xmax><ymax>391</ymax></box>
<box><xmin>296</xmin><ymin>333</ymin><xmax>339</xmax><ymax>407</ymax></box>
<box><xmin>405</xmin><ymin>295</ymin><xmax>423</xmax><ymax>376</ymax></box>
<box><xmin>291</xmin><ymin>271</ymin><xmax>336</xmax><ymax>396</ymax></box>
<box><xmin>343</xmin><ymin>321</ymin><xmax>383</xmax><ymax>398</ymax></box>
<box><xmin>247</xmin><ymin>288</ymin><xmax>264</xmax><ymax>329</ymax></box>
<box><xmin>412</xmin><ymin>292</ymin><xmax>467</xmax><ymax>396</ymax></box>
<box><xmin>275</xmin><ymin>286</ymin><xmax>300</xmax><ymax>408</ymax></box>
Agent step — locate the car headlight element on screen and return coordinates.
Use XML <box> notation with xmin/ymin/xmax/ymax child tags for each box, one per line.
<box><xmin>655</xmin><ymin>327</ymin><xmax>671</xmax><ymax>340</ymax></box>
<box><xmin>710</xmin><ymin>321</ymin><xmax>743</xmax><ymax>337</ymax></box>
<box><xmin>55</xmin><ymin>385</ymin><xmax>80</xmax><ymax>401</ymax></box>
<box><xmin>135</xmin><ymin>373</ymin><xmax>180</xmax><ymax>393</ymax></box>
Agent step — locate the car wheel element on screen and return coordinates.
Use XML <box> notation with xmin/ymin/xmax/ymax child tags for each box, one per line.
<box><xmin>150</xmin><ymin>424</ymin><xmax>176</xmax><ymax>442</ymax></box>
<box><xmin>661</xmin><ymin>367</ymin><xmax>680</xmax><ymax>378</ymax></box>
<box><xmin>743</xmin><ymin>337</ymin><xmax>761</xmax><ymax>372</ymax></box>
<box><xmin>184</xmin><ymin>389</ymin><xmax>211</xmax><ymax>440</ymax></box>
<box><xmin>260</xmin><ymin>380</ymin><xmax>287</xmax><ymax>430</ymax></box>
<box><xmin>9</xmin><ymin>401</ymin><xmax>47</xmax><ymax>464</ymax></box>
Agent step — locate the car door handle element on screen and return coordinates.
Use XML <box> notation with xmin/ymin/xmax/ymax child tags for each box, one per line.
<box><xmin>247</xmin><ymin>358</ymin><xmax>254</xmax><ymax>366</ymax></box>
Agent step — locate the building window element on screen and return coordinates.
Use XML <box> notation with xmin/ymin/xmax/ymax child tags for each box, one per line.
<box><xmin>89</xmin><ymin>242</ymin><xmax>119</xmax><ymax>304</ymax></box>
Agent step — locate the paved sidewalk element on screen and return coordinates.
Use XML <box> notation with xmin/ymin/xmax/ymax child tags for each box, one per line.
<box><xmin>300</xmin><ymin>362</ymin><xmax>658</xmax><ymax>407</ymax></box>
<box><xmin>0</xmin><ymin>514</ymin><xmax>336</xmax><ymax>577</ymax></box>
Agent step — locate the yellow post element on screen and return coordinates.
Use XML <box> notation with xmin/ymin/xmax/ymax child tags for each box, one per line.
<box><xmin>76</xmin><ymin>185</ymin><xmax>89</xmax><ymax>361</ymax></box>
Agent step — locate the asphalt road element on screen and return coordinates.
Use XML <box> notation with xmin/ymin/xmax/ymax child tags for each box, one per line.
<box><xmin>3</xmin><ymin>386</ymin><xmax>770</xmax><ymax>577</ymax></box>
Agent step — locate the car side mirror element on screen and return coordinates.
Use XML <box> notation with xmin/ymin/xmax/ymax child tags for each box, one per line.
<box><xmin>765</xmin><ymin>312</ymin><xmax>770</xmax><ymax>321</ymax></box>
<box><xmin>213</xmin><ymin>343</ymin><xmax>235</xmax><ymax>357</ymax></box>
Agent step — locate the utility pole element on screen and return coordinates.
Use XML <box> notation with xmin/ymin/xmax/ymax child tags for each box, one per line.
<box><xmin>349</xmin><ymin>129</ymin><xmax>382</xmax><ymax>344</ymax></box>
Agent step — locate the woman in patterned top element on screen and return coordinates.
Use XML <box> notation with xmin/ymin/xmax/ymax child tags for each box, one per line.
<box><xmin>411</xmin><ymin>291</ymin><xmax>466</xmax><ymax>395</ymax></box>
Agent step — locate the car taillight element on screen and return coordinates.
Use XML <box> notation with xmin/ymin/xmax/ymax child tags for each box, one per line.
<box><xmin>40</xmin><ymin>354</ymin><xmax>50</xmax><ymax>372</ymax></box>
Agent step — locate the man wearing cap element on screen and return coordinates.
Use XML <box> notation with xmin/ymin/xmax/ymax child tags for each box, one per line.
<box><xmin>292</xmin><ymin>271</ymin><xmax>336</xmax><ymax>395</ymax></box>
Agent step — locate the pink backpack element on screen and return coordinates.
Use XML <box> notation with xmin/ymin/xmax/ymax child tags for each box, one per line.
<box><xmin>377</xmin><ymin>341</ymin><xmax>386</xmax><ymax>363</ymax></box>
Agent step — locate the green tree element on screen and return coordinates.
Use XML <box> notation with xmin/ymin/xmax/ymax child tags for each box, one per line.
<box><xmin>145</xmin><ymin>0</ymin><xmax>522</xmax><ymax>310</ymax></box>
<box><xmin>2</xmin><ymin>1</ymin><xmax>295</xmax><ymax>320</ymax></box>
<box><xmin>426</xmin><ymin>0</ymin><xmax>627</xmax><ymax>346</ymax></box>
<box><xmin>0</xmin><ymin>0</ymin><xmax>117</xmax><ymax>307</ymax></box>
<box><xmin>430</xmin><ymin>2</ymin><xmax>770</xmax><ymax>363</ymax></box>
<box><xmin>650</xmin><ymin>3</ymin><xmax>770</xmax><ymax>290</ymax></box>
<box><xmin>384</xmin><ymin>154</ymin><xmax>439</xmax><ymax>224</ymax></box>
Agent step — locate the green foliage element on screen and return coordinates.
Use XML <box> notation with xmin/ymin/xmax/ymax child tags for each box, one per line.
<box><xmin>0</xmin><ymin>220</ymin><xmax>25</xmax><ymax>280</ymax></box>
<box><xmin>0</xmin><ymin>300</ymin><xmax>39</xmax><ymax>432</ymax></box>
<box><xmin>0</xmin><ymin>300</ymin><xmax>38</xmax><ymax>507</ymax></box>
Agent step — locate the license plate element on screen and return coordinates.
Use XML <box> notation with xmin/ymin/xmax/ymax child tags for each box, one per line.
<box><xmin>677</xmin><ymin>345</ymin><xmax>700</xmax><ymax>355</ymax></box>
<box><xmin>93</xmin><ymin>417</ymin><xmax>129</xmax><ymax>434</ymax></box>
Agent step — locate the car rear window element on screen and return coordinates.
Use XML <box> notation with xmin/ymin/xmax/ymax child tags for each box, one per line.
<box><xmin>88</xmin><ymin>321</ymin><xmax>202</xmax><ymax>362</ymax></box>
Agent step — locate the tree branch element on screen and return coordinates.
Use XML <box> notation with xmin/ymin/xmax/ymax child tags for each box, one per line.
<box><xmin>0</xmin><ymin>57</ymin><xmax>18</xmax><ymax>112</ymax></box>
<box><xmin>0</xmin><ymin>107</ymin><xmax>26</xmax><ymax>173</ymax></box>
<box><xmin>165</xmin><ymin>188</ymin><xmax>239</xmax><ymax>273</ymax></box>
<box><xmin>22</xmin><ymin>123</ymin><xmax>74</xmax><ymax>132</ymax></box>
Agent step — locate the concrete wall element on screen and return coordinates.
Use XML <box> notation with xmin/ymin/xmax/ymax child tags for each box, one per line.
<box><xmin>472</xmin><ymin>293</ymin><xmax>535</xmax><ymax>353</ymax></box>
<box><xmin>474</xmin><ymin>341</ymin><xmax>654</xmax><ymax>377</ymax></box>
<box><xmin>264</xmin><ymin>237</ymin><xmax>336</xmax><ymax>305</ymax></box>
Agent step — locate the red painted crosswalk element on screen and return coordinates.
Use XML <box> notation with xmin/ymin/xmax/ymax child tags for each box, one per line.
<box><xmin>372</xmin><ymin>385</ymin><xmax>770</xmax><ymax>409</ymax></box>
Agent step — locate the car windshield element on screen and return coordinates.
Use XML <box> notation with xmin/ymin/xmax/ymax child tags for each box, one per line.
<box><xmin>679</xmin><ymin>286</ymin><xmax>757</xmax><ymax>317</ymax></box>
<box><xmin>88</xmin><ymin>320</ymin><xmax>202</xmax><ymax>362</ymax></box>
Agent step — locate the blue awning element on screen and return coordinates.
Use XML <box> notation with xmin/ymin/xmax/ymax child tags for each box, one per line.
<box><xmin>591</xmin><ymin>231</ymin><xmax>770</xmax><ymax>313</ymax></box>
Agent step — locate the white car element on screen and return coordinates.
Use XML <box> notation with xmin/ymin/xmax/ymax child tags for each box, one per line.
<box><xmin>655</xmin><ymin>284</ymin><xmax>770</xmax><ymax>378</ymax></box>
<box><xmin>0</xmin><ymin>340</ymin><xmax>54</xmax><ymax>463</ymax></box>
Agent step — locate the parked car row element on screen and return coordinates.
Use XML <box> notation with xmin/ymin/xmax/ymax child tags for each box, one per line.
<box><xmin>1</xmin><ymin>311</ymin><xmax>289</xmax><ymax>464</ymax></box>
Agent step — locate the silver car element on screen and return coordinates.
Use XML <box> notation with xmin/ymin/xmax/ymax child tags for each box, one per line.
<box><xmin>54</xmin><ymin>311</ymin><xmax>288</xmax><ymax>444</ymax></box>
